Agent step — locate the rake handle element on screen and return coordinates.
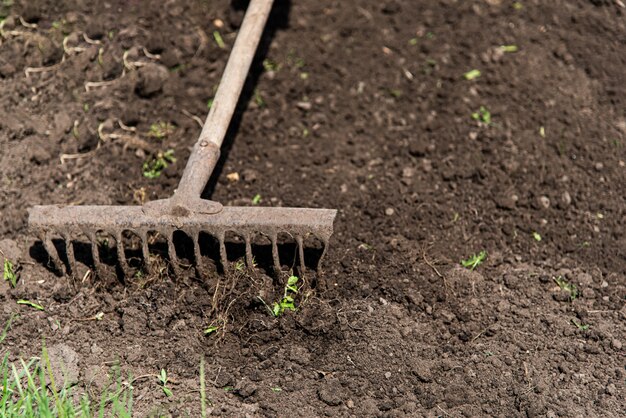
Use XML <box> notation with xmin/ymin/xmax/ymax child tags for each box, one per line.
<box><xmin>176</xmin><ymin>0</ymin><xmax>274</xmax><ymax>199</ymax></box>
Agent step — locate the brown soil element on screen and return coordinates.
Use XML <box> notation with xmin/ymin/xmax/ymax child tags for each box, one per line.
<box><xmin>1</xmin><ymin>0</ymin><xmax>625</xmax><ymax>416</ymax></box>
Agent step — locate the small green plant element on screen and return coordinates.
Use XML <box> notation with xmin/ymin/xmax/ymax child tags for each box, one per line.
<box><xmin>463</xmin><ymin>69</ymin><xmax>481</xmax><ymax>80</ymax></box>
<box><xmin>461</xmin><ymin>251</ymin><xmax>487</xmax><ymax>270</ymax></box>
<box><xmin>254</xmin><ymin>90</ymin><xmax>265</xmax><ymax>107</ymax></box>
<box><xmin>271</xmin><ymin>387</ymin><xmax>282</xmax><ymax>392</ymax></box>
<box><xmin>532</xmin><ymin>231</ymin><xmax>542</xmax><ymax>242</ymax></box>
<box><xmin>213</xmin><ymin>31</ymin><xmax>225</xmax><ymax>49</ymax></box>
<box><xmin>408</xmin><ymin>37</ymin><xmax>418</xmax><ymax>45</ymax></box>
<box><xmin>147</xmin><ymin>121</ymin><xmax>175</xmax><ymax>139</ymax></box>
<box><xmin>472</xmin><ymin>106</ymin><xmax>492</xmax><ymax>125</ymax></box>
<box><xmin>158</xmin><ymin>369</ymin><xmax>173</xmax><ymax>397</ymax></box>
<box><xmin>500</xmin><ymin>45</ymin><xmax>518</xmax><ymax>53</ymax></box>
<box><xmin>262</xmin><ymin>59</ymin><xmax>280</xmax><ymax>72</ymax></box>
<box><xmin>272</xmin><ymin>276</ymin><xmax>299</xmax><ymax>317</ymax></box>
<box><xmin>17</xmin><ymin>299</ymin><xmax>45</xmax><ymax>311</ymax></box>
<box><xmin>204</xmin><ymin>325</ymin><xmax>219</xmax><ymax>335</ymax></box>
<box><xmin>571</xmin><ymin>319</ymin><xmax>589</xmax><ymax>331</ymax></box>
<box><xmin>142</xmin><ymin>150</ymin><xmax>176</xmax><ymax>179</ymax></box>
<box><xmin>3</xmin><ymin>259</ymin><xmax>16</xmax><ymax>287</ymax></box>
<box><xmin>234</xmin><ymin>260</ymin><xmax>245</xmax><ymax>271</ymax></box>
<box><xmin>251</xmin><ymin>194</ymin><xmax>262</xmax><ymax>205</ymax></box>
<box><xmin>207</xmin><ymin>98</ymin><xmax>214</xmax><ymax>109</ymax></box>
<box><xmin>554</xmin><ymin>276</ymin><xmax>579</xmax><ymax>301</ymax></box>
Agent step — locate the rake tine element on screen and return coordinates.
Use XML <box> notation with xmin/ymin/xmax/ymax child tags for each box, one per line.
<box><xmin>192</xmin><ymin>231</ymin><xmax>205</xmax><ymax>277</ymax></box>
<box><xmin>167</xmin><ymin>232</ymin><xmax>182</xmax><ymax>276</ymax></box>
<box><xmin>115</xmin><ymin>232</ymin><xmax>131</xmax><ymax>277</ymax></box>
<box><xmin>140</xmin><ymin>232</ymin><xmax>152</xmax><ymax>274</ymax></box>
<box><xmin>270</xmin><ymin>233</ymin><xmax>281</xmax><ymax>274</ymax></box>
<box><xmin>218</xmin><ymin>232</ymin><xmax>228</xmax><ymax>271</ymax></box>
<box><xmin>42</xmin><ymin>232</ymin><xmax>63</xmax><ymax>273</ymax></box>
<box><xmin>62</xmin><ymin>234</ymin><xmax>78</xmax><ymax>277</ymax></box>
<box><xmin>296</xmin><ymin>235</ymin><xmax>305</xmax><ymax>277</ymax></box>
<box><xmin>317</xmin><ymin>238</ymin><xmax>329</xmax><ymax>273</ymax></box>
<box><xmin>88</xmin><ymin>233</ymin><xmax>102</xmax><ymax>275</ymax></box>
<box><xmin>244</xmin><ymin>234</ymin><xmax>254</xmax><ymax>269</ymax></box>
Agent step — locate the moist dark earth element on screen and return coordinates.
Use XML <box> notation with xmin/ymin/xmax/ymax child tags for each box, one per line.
<box><xmin>1</xmin><ymin>0</ymin><xmax>625</xmax><ymax>416</ymax></box>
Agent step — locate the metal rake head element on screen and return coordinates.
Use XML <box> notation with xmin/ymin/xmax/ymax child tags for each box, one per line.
<box><xmin>29</xmin><ymin>203</ymin><xmax>336</xmax><ymax>279</ymax></box>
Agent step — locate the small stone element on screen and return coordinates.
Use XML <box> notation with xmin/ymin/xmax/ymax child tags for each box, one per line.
<box><xmin>385</xmin><ymin>208</ymin><xmax>395</xmax><ymax>216</ymax></box>
<box><xmin>241</xmin><ymin>169</ymin><xmax>258</xmax><ymax>183</ymax></box>
<box><xmin>558</xmin><ymin>191</ymin><xmax>572</xmax><ymax>209</ymax></box>
<box><xmin>581</xmin><ymin>288</ymin><xmax>595</xmax><ymax>299</ymax></box>
<box><xmin>605</xmin><ymin>383</ymin><xmax>617</xmax><ymax>396</ymax></box>
<box><xmin>226</xmin><ymin>172</ymin><xmax>240</xmax><ymax>182</ymax></box>
<box><xmin>611</xmin><ymin>339</ymin><xmax>622</xmax><ymax>350</ymax></box>
<box><xmin>384</xmin><ymin>372</ymin><xmax>392</xmax><ymax>379</ymax></box>
<box><xmin>601</xmin><ymin>280</ymin><xmax>608</xmax><ymax>288</ymax></box>
<box><xmin>495</xmin><ymin>194</ymin><xmax>517</xmax><ymax>210</ymax></box>
<box><xmin>537</xmin><ymin>195</ymin><xmax>550</xmax><ymax>209</ymax></box>
<box><xmin>134</xmin><ymin>63</ymin><xmax>169</xmax><ymax>97</ymax></box>
<box><xmin>0</xmin><ymin>239</ymin><xmax>22</xmax><ymax>265</ymax></box>
<box><xmin>402</xmin><ymin>167</ymin><xmax>415</xmax><ymax>178</ymax></box>
<box><xmin>421</xmin><ymin>158</ymin><xmax>433</xmax><ymax>173</ymax></box>
<box><xmin>346</xmin><ymin>399</ymin><xmax>355</xmax><ymax>409</ymax></box>
<box><xmin>594</xmin><ymin>162</ymin><xmax>604</xmax><ymax>171</ymax></box>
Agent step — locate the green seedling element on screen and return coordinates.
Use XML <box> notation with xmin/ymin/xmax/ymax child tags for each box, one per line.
<box><xmin>500</xmin><ymin>45</ymin><xmax>518</xmax><ymax>53</ymax></box>
<box><xmin>148</xmin><ymin>121</ymin><xmax>175</xmax><ymax>139</ymax></box>
<box><xmin>272</xmin><ymin>276</ymin><xmax>299</xmax><ymax>317</ymax></box>
<box><xmin>251</xmin><ymin>194</ymin><xmax>262</xmax><ymax>205</ymax></box>
<box><xmin>271</xmin><ymin>387</ymin><xmax>282</xmax><ymax>392</ymax></box>
<box><xmin>204</xmin><ymin>325</ymin><xmax>219</xmax><ymax>335</ymax></box>
<box><xmin>3</xmin><ymin>259</ymin><xmax>16</xmax><ymax>287</ymax></box>
<box><xmin>262</xmin><ymin>59</ymin><xmax>280</xmax><ymax>72</ymax></box>
<box><xmin>158</xmin><ymin>369</ymin><xmax>173</xmax><ymax>397</ymax></box>
<box><xmin>408</xmin><ymin>37</ymin><xmax>418</xmax><ymax>45</ymax></box>
<box><xmin>142</xmin><ymin>149</ymin><xmax>176</xmax><ymax>179</ymax></box>
<box><xmin>213</xmin><ymin>30</ymin><xmax>225</xmax><ymax>49</ymax></box>
<box><xmin>471</xmin><ymin>106</ymin><xmax>492</xmax><ymax>125</ymax></box>
<box><xmin>17</xmin><ymin>300</ymin><xmax>45</xmax><ymax>311</ymax></box>
<box><xmin>223</xmin><ymin>386</ymin><xmax>234</xmax><ymax>392</ymax></box>
<box><xmin>461</xmin><ymin>251</ymin><xmax>487</xmax><ymax>270</ymax></box>
<box><xmin>571</xmin><ymin>319</ymin><xmax>589</xmax><ymax>331</ymax></box>
<box><xmin>554</xmin><ymin>276</ymin><xmax>579</xmax><ymax>301</ymax></box>
<box><xmin>532</xmin><ymin>232</ymin><xmax>542</xmax><ymax>242</ymax></box>
<box><xmin>207</xmin><ymin>98</ymin><xmax>214</xmax><ymax>109</ymax></box>
<box><xmin>254</xmin><ymin>90</ymin><xmax>265</xmax><ymax>107</ymax></box>
<box><xmin>463</xmin><ymin>69</ymin><xmax>481</xmax><ymax>80</ymax></box>
<box><xmin>389</xmin><ymin>88</ymin><xmax>403</xmax><ymax>98</ymax></box>
<box><xmin>234</xmin><ymin>260</ymin><xmax>245</xmax><ymax>271</ymax></box>
<box><xmin>539</xmin><ymin>126</ymin><xmax>545</xmax><ymax>138</ymax></box>
<box><xmin>513</xmin><ymin>2</ymin><xmax>523</xmax><ymax>10</ymax></box>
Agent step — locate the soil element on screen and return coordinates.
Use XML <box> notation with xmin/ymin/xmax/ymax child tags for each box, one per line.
<box><xmin>1</xmin><ymin>0</ymin><xmax>625</xmax><ymax>416</ymax></box>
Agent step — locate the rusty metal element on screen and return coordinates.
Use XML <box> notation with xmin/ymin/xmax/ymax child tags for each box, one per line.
<box><xmin>27</xmin><ymin>0</ymin><xmax>337</xmax><ymax>278</ymax></box>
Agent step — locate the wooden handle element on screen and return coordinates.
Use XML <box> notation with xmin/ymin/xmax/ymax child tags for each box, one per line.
<box><xmin>176</xmin><ymin>0</ymin><xmax>274</xmax><ymax>199</ymax></box>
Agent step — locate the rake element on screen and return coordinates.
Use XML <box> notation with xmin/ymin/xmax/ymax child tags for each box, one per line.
<box><xmin>28</xmin><ymin>0</ymin><xmax>336</xmax><ymax>279</ymax></box>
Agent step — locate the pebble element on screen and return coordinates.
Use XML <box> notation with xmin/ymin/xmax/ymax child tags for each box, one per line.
<box><xmin>601</xmin><ymin>280</ymin><xmax>608</xmax><ymax>288</ymax></box>
<box><xmin>559</xmin><ymin>191</ymin><xmax>572</xmax><ymax>209</ymax></box>
<box><xmin>135</xmin><ymin>63</ymin><xmax>169</xmax><ymax>97</ymax></box>
<box><xmin>577</xmin><ymin>272</ymin><xmax>593</xmax><ymax>286</ymax></box>
<box><xmin>537</xmin><ymin>195</ymin><xmax>550</xmax><ymax>209</ymax></box>
<box><xmin>581</xmin><ymin>288</ymin><xmax>595</xmax><ymax>299</ymax></box>
<box><xmin>605</xmin><ymin>383</ymin><xmax>617</xmax><ymax>396</ymax></box>
<box><xmin>385</xmin><ymin>372</ymin><xmax>392</xmax><ymax>379</ymax></box>
<box><xmin>385</xmin><ymin>207</ymin><xmax>395</xmax><ymax>216</ymax></box>
<box><xmin>594</xmin><ymin>162</ymin><xmax>604</xmax><ymax>171</ymax></box>
<box><xmin>611</xmin><ymin>339</ymin><xmax>622</xmax><ymax>350</ymax></box>
<box><xmin>402</xmin><ymin>167</ymin><xmax>415</xmax><ymax>178</ymax></box>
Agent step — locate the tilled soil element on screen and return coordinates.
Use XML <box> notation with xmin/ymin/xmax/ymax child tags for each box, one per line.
<box><xmin>0</xmin><ymin>0</ymin><xmax>624</xmax><ymax>416</ymax></box>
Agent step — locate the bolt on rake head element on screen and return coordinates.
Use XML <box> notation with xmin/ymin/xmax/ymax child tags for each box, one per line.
<box><xmin>28</xmin><ymin>202</ymin><xmax>336</xmax><ymax>279</ymax></box>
